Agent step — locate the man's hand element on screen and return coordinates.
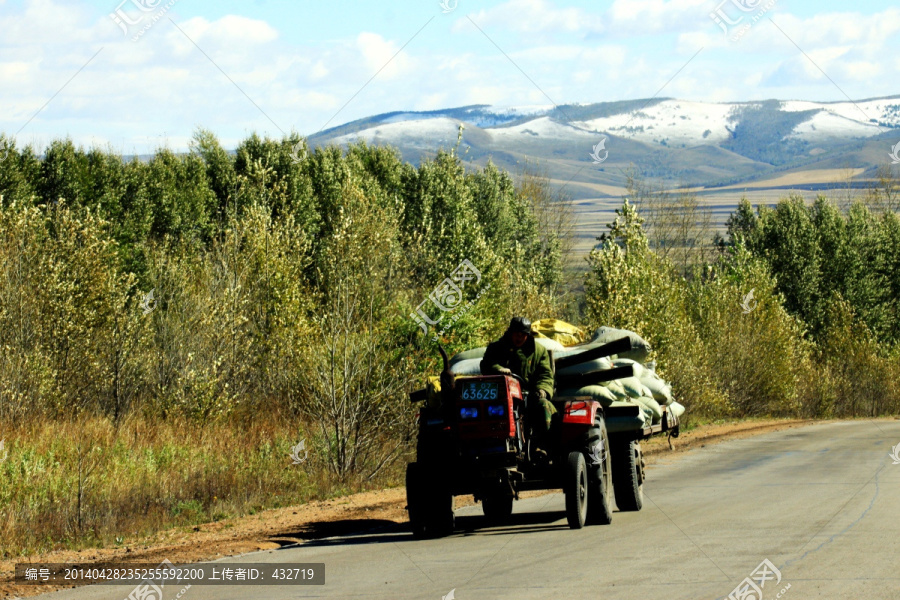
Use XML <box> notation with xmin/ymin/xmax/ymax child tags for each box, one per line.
<box><xmin>538</xmin><ymin>389</ymin><xmax>549</xmax><ymax>400</ymax></box>
<box><xmin>495</xmin><ymin>367</ymin><xmax>513</xmax><ymax>376</ymax></box>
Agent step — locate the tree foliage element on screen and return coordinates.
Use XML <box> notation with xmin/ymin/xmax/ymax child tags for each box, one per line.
<box><xmin>725</xmin><ymin>194</ymin><xmax>900</xmax><ymax>344</ymax></box>
<box><xmin>0</xmin><ymin>132</ymin><xmax>570</xmax><ymax>477</ymax></box>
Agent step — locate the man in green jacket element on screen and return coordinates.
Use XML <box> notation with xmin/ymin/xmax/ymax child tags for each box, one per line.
<box><xmin>481</xmin><ymin>317</ymin><xmax>556</xmax><ymax>451</ymax></box>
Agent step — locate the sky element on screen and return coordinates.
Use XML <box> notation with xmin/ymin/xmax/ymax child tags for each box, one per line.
<box><xmin>1</xmin><ymin>0</ymin><xmax>899</xmax><ymax>155</ymax></box>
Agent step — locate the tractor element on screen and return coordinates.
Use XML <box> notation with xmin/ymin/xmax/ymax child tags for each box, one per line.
<box><xmin>406</xmin><ymin>336</ymin><xmax>677</xmax><ymax>537</ymax></box>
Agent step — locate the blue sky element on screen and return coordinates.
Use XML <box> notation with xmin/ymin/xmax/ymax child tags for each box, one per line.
<box><xmin>1</xmin><ymin>0</ymin><xmax>899</xmax><ymax>154</ymax></box>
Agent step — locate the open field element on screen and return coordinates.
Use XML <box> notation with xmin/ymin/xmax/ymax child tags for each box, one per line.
<box><xmin>713</xmin><ymin>168</ymin><xmax>867</xmax><ymax>190</ymax></box>
<box><xmin>564</xmin><ymin>170</ymin><xmax>878</xmax><ymax>261</ymax></box>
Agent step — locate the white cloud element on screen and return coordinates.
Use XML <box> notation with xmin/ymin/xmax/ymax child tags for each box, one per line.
<box><xmin>0</xmin><ymin>61</ymin><xmax>32</xmax><ymax>84</ymax></box>
<box><xmin>273</xmin><ymin>90</ymin><xmax>338</xmax><ymax>112</ymax></box>
<box><xmin>458</xmin><ymin>0</ymin><xmax>604</xmax><ymax>34</ymax></box>
<box><xmin>462</xmin><ymin>85</ymin><xmax>511</xmax><ymax>105</ymax></box>
<box><xmin>788</xmin><ymin>8</ymin><xmax>900</xmax><ymax>46</ymax></box>
<box><xmin>203</xmin><ymin>14</ymin><xmax>278</xmax><ymax>44</ymax></box>
<box><xmin>606</xmin><ymin>0</ymin><xmax>712</xmax><ymax>35</ymax></box>
<box><xmin>416</xmin><ymin>93</ymin><xmax>449</xmax><ymax>111</ymax></box>
<box><xmin>164</xmin><ymin>15</ymin><xmax>278</xmax><ymax>61</ymax></box>
<box><xmin>356</xmin><ymin>32</ymin><xmax>415</xmax><ymax>80</ymax></box>
<box><xmin>310</xmin><ymin>60</ymin><xmax>329</xmax><ymax>80</ymax></box>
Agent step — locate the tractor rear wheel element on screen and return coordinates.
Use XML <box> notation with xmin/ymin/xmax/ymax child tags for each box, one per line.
<box><xmin>611</xmin><ymin>438</ymin><xmax>644</xmax><ymax>511</ymax></box>
<box><xmin>407</xmin><ymin>462</ymin><xmax>454</xmax><ymax>538</ymax></box>
<box><xmin>586</xmin><ymin>417</ymin><xmax>614</xmax><ymax>525</ymax></box>
<box><xmin>564</xmin><ymin>451</ymin><xmax>588</xmax><ymax>529</ymax></box>
<box><xmin>482</xmin><ymin>494</ymin><xmax>514</xmax><ymax>523</ymax></box>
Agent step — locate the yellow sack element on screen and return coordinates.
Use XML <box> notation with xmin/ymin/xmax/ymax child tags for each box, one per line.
<box><xmin>426</xmin><ymin>375</ymin><xmax>442</xmax><ymax>409</ymax></box>
<box><xmin>531</xmin><ymin>319</ymin><xmax>585</xmax><ymax>347</ymax></box>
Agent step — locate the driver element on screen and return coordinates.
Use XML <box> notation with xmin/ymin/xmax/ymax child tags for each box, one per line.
<box><xmin>480</xmin><ymin>317</ymin><xmax>556</xmax><ymax>452</ymax></box>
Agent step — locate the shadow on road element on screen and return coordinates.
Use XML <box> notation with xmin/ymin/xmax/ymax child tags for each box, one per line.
<box><xmin>269</xmin><ymin>509</ymin><xmax>571</xmax><ymax>549</ymax></box>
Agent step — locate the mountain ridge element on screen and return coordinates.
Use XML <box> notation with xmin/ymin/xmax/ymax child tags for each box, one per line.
<box><xmin>308</xmin><ymin>95</ymin><xmax>900</xmax><ymax>190</ymax></box>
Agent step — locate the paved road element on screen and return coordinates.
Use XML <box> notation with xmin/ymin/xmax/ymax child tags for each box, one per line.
<box><xmin>34</xmin><ymin>420</ymin><xmax>900</xmax><ymax>600</ymax></box>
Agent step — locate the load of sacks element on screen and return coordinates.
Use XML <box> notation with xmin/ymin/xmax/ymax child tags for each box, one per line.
<box><xmin>447</xmin><ymin>319</ymin><xmax>685</xmax><ymax>433</ymax></box>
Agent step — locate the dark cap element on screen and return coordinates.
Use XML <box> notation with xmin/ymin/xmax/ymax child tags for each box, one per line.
<box><xmin>507</xmin><ymin>316</ymin><xmax>532</xmax><ymax>335</ymax></box>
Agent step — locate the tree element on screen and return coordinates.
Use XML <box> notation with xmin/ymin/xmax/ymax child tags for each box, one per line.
<box><xmin>752</xmin><ymin>195</ymin><xmax>823</xmax><ymax>330</ymax></box>
<box><xmin>626</xmin><ymin>169</ymin><xmax>714</xmax><ymax>274</ymax></box>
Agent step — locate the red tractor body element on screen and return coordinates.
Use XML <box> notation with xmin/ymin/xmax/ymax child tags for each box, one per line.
<box><xmin>408</xmin><ymin>367</ymin><xmax>614</xmax><ymax>537</ymax></box>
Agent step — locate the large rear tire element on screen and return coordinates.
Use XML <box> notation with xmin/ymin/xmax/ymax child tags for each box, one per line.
<box><xmin>586</xmin><ymin>418</ymin><xmax>614</xmax><ymax>525</ymax></box>
<box><xmin>482</xmin><ymin>494</ymin><xmax>514</xmax><ymax>523</ymax></box>
<box><xmin>564</xmin><ymin>451</ymin><xmax>588</xmax><ymax>529</ymax></box>
<box><xmin>406</xmin><ymin>462</ymin><xmax>454</xmax><ymax>538</ymax></box>
<box><xmin>611</xmin><ymin>437</ymin><xmax>643</xmax><ymax>512</ymax></box>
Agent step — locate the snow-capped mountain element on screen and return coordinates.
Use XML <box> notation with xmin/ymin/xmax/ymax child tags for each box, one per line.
<box><xmin>309</xmin><ymin>96</ymin><xmax>900</xmax><ymax>190</ymax></box>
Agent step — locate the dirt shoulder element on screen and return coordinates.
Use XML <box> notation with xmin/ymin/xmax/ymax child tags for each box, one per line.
<box><xmin>0</xmin><ymin>417</ymin><xmax>837</xmax><ymax>599</ymax></box>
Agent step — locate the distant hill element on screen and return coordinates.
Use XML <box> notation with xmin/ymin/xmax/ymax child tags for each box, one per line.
<box><xmin>309</xmin><ymin>96</ymin><xmax>900</xmax><ymax>185</ymax></box>
<box><xmin>307</xmin><ymin>96</ymin><xmax>900</xmax><ymax>258</ymax></box>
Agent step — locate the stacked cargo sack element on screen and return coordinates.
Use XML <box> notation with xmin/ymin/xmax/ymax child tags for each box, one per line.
<box><xmin>612</xmin><ymin>357</ymin><xmax>684</xmax><ymax>419</ymax></box>
<box><xmin>444</xmin><ymin>320</ymin><xmax>685</xmax><ymax>429</ymax></box>
<box><xmin>531</xmin><ymin>318</ymin><xmax>585</xmax><ymax>347</ymax></box>
<box><xmin>551</xmin><ymin>326</ymin><xmax>684</xmax><ymax>427</ymax></box>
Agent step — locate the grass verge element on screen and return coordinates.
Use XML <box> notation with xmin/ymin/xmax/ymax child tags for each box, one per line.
<box><xmin>0</xmin><ymin>414</ymin><xmax>407</xmax><ymax>559</ymax></box>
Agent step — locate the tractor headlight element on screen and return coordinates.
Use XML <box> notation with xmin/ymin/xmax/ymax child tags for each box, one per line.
<box><xmin>486</xmin><ymin>404</ymin><xmax>505</xmax><ymax>417</ymax></box>
<box><xmin>459</xmin><ymin>407</ymin><xmax>479</xmax><ymax>419</ymax></box>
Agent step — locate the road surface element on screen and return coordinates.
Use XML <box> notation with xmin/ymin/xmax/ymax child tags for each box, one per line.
<box><xmin>33</xmin><ymin>420</ymin><xmax>900</xmax><ymax>600</ymax></box>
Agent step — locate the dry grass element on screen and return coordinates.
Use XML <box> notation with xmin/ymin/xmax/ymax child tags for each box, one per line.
<box><xmin>0</xmin><ymin>412</ymin><xmax>408</xmax><ymax>558</ymax></box>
